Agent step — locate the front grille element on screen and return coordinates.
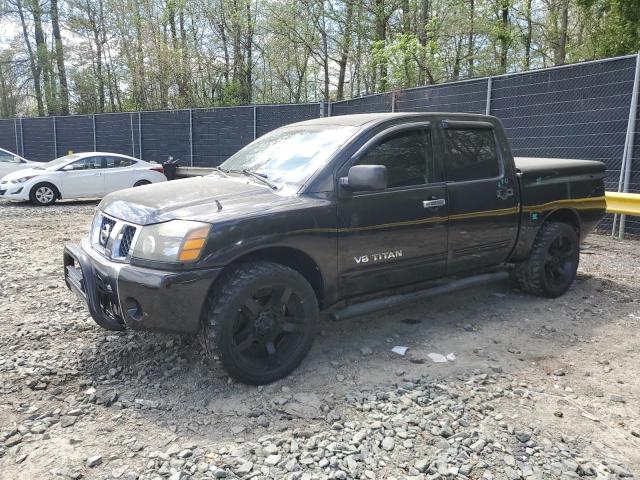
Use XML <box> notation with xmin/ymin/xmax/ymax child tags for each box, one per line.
<box><xmin>118</xmin><ymin>225</ymin><xmax>136</xmax><ymax>257</ymax></box>
<box><xmin>91</xmin><ymin>211</ymin><xmax>140</xmax><ymax>262</ymax></box>
<box><xmin>99</xmin><ymin>216</ymin><xmax>117</xmax><ymax>247</ymax></box>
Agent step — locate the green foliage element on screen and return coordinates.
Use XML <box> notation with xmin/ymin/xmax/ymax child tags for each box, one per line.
<box><xmin>1</xmin><ymin>0</ymin><xmax>640</xmax><ymax>117</ymax></box>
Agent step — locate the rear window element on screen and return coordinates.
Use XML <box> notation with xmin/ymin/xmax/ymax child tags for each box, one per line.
<box><xmin>443</xmin><ymin>128</ymin><xmax>500</xmax><ymax>182</ymax></box>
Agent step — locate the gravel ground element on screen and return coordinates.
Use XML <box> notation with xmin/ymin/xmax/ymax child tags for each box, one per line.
<box><xmin>0</xmin><ymin>199</ymin><xmax>639</xmax><ymax>480</ymax></box>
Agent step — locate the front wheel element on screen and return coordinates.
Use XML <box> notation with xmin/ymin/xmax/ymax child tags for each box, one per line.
<box><xmin>201</xmin><ymin>261</ymin><xmax>318</xmax><ymax>385</ymax></box>
<box><xmin>30</xmin><ymin>183</ymin><xmax>58</xmax><ymax>206</ymax></box>
<box><xmin>513</xmin><ymin>221</ymin><xmax>579</xmax><ymax>298</ymax></box>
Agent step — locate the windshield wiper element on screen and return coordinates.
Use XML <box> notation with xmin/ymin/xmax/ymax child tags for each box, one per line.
<box><xmin>240</xmin><ymin>169</ymin><xmax>279</xmax><ymax>190</ymax></box>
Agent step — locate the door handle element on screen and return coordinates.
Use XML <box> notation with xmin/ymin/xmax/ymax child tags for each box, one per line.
<box><xmin>423</xmin><ymin>198</ymin><xmax>446</xmax><ymax>208</ymax></box>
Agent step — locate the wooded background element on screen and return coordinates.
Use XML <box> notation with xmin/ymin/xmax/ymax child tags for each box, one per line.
<box><xmin>0</xmin><ymin>0</ymin><xmax>639</xmax><ymax>118</ymax></box>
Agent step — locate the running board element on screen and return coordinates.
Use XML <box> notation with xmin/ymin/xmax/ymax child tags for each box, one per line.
<box><xmin>330</xmin><ymin>271</ymin><xmax>510</xmax><ymax>321</ymax></box>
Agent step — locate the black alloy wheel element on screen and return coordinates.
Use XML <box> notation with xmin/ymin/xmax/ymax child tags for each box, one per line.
<box><xmin>543</xmin><ymin>234</ymin><xmax>576</xmax><ymax>292</ymax></box>
<box><xmin>202</xmin><ymin>261</ymin><xmax>318</xmax><ymax>385</ymax></box>
<box><xmin>514</xmin><ymin>221</ymin><xmax>579</xmax><ymax>298</ymax></box>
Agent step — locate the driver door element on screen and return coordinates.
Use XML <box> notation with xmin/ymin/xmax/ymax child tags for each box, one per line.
<box><xmin>61</xmin><ymin>157</ymin><xmax>106</xmax><ymax>197</ymax></box>
<box><xmin>337</xmin><ymin>124</ymin><xmax>448</xmax><ymax>297</ymax></box>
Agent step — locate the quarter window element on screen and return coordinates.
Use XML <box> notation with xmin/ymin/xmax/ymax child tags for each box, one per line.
<box><xmin>356</xmin><ymin>129</ymin><xmax>432</xmax><ymax>188</ymax></box>
<box><xmin>443</xmin><ymin>128</ymin><xmax>499</xmax><ymax>182</ymax></box>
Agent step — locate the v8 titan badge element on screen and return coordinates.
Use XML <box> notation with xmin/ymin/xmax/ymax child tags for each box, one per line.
<box><xmin>355</xmin><ymin>250</ymin><xmax>403</xmax><ymax>264</ymax></box>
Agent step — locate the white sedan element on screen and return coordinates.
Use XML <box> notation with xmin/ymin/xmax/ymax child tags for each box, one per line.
<box><xmin>0</xmin><ymin>147</ymin><xmax>37</xmax><ymax>178</ymax></box>
<box><xmin>0</xmin><ymin>152</ymin><xmax>167</xmax><ymax>206</ymax></box>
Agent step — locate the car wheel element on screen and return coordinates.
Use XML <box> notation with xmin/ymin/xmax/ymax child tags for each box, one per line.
<box><xmin>30</xmin><ymin>183</ymin><xmax>58</xmax><ymax>206</ymax></box>
<box><xmin>513</xmin><ymin>221</ymin><xmax>579</xmax><ymax>298</ymax></box>
<box><xmin>133</xmin><ymin>180</ymin><xmax>151</xmax><ymax>187</ymax></box>
<box><xmin>201</xmin><ymin>261</ymin><xmax>318</xmax><ymax>385</ymax></box>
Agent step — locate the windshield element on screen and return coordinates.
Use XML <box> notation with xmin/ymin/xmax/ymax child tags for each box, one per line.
<box><xmin>33</xmin><ymin>154</ymin><xmax>80</xmax><ymax>170</ymax></box>
<box><xmin>219</xmin><ymin>125</ymin><xmax>358</xmax><ymax>187</ymax></box>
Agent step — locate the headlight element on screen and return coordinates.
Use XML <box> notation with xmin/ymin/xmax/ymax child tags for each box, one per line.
<box><xmin>132</xmin><ymin>220</ymin><xmax>211</xmax><ymax>263</ymax></box>
<box><xmin>13</xmin><ymin>175</ymin><xmax>36</xmax><ymax>184</ymax></box>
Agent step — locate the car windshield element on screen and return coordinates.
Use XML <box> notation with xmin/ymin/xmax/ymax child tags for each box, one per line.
<box><xmin>218</xmin><ymin>125</ymin><xmax>358</xmax><ymax>187</ymax></box>
<box><xmin>32</xmin><ymin>154</ymin><xmax>80</xmax><ymax>170</ymax></box>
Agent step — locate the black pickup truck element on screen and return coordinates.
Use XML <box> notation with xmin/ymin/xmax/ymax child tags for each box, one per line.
<box><xmin>64</xmin><ymin>113</ymin><xmax>606</xmax><ymax>384</ymax></box>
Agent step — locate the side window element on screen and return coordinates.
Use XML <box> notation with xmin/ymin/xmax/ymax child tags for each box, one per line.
<box><xmin>68</xmin><ymin>157</ymin><xmax>104</xmax><ymax>170</ymax></box>
<box><xmin>356</xmin><ymin>129</ymin><xmax>432</xmax><ymax>188</ymax></box>
<box><xmin>0</xmin><ymin>151</ymin><xmax>15</xmax><ymax>163</ymax></box>
<box><xmin>443</xmin><ymin>128</ymin><xmax>500</xmax><ymax>182</ymax></box>
<box><xmin>105</xmin><ymin>157</ymin><xmax>135</xmax><ymax>168</ymax></box>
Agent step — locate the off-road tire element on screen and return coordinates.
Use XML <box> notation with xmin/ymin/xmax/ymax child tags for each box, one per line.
<box><xmin>513</xmin><ymin>221</ymin><xmax>579</xmax><ymax>298</ymax></box>
<box><xmin>201</xmin><ymin>261</ymin><xmax>318</xmax><ymax>385</ymax></box>
<box><xmin>133</xmin><ymin>180</ymin><xmax>150</xmax><ymax>187</ymax></box>
<box><xmin>29</xmin><ymin>182</ymin><xmax>58</xmax><ymax>206</ymax></box>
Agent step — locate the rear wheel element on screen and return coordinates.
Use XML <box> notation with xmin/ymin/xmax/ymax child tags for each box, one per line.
<box><xmin>201</xmin><ymin>261</ymin><xmax>318</xmax><ymax>385</ymax></box>
<box><xmin>133</xmin><ymin>180</ymin><xmax>150</xmax><ymax>187</ymax></box>
<box><xmin>30</xmin><ymin>183</ymin><xmax>58</xmax><ymax>206</ymax></box>
<box><xmin>514</xmin><ymin>221</ymin><xmax>579</xmax><ymax>298</ymax></box>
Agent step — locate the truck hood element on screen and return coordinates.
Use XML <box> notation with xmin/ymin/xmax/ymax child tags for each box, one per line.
<box><xmin>100</xmin><ymin>175</ymin><xmax>297</xmax><ymax>225</ymax></box>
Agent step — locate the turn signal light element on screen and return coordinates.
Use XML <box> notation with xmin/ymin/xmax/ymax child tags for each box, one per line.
<box><xmin>178</xmin><ymin>226</ymin><xmax>209</xmax><ymax>262</ymax></box>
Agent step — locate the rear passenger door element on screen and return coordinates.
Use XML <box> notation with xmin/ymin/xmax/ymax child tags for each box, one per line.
<box><xmin>103</xmin><ymin>156</ymin><xmax>138</xmax><ymax>193</ymax></box>
<box><xmin>337</xmin><ymin>123</ymin><xmax>448</xmax><ymax>297</ymax></box>
<box><xmin>438</xmin><ymin>120</ymin><xmax>519</xmax><ymax>274</ymax></box>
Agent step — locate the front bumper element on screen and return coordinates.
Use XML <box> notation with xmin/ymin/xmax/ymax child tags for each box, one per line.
<box><xmin>63</xmin><ymin>239</ymin><xmax>222</xmax><ymax>333</ymax></box>
<box><xmin>0</xmin><ymin>183</ymin><xmax>28</xmax><ymax>200</ymax></box>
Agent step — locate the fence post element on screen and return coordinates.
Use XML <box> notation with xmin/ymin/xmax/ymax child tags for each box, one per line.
<box><xmin>328</xmin><ymin>100</ymin><xmax>332</xmax><ymax>117</ymax></box>
<box><xmin>391</xmin><ymin>91</ymin><xmax>396</xmax><ymax>112</ymax></box>
<box><xmin>130</xmin><ymin>113</ymin><xmax>135</xmax><ymax>157</ymax></box>
<box><xmin>92</xmin><ymin>114</ymin><xmax>97</xmax><ymax>151</ymax></box>
<box><xmin>14</xmin><ymin>119</ymin><xmax>18</xmax><ymax>154</ymax></box>
<box><xmin>189</xmin><ymin>109</ymin><xmax>194</xmax><ymax>166</ymax></box>
<box><xmin>52</xmin><ymin>117</ymin><xmax>58</xmax><ymax>158</ymax></box>
<box><xmin>138</xmin><ymin>112</ymin><xmax>142</xmax><ymax>159</ymax></box>
<box><xmin>319</xmin><ymin>101</ymin><xmax>325</xmax><ymax>118</ymax></box>
<box><xmin>253</xmin><ymin>105</ymin><xmax>257</xmax><ymax>140</ymax></box>
<box><xmin>617</xmin><ymin>51</ymin><xmax>640</xmax><ymax>239</ymax></box>
<box><xmin>19</xmin><ymin>118</ymin><xmax>24</xmax><ymax>157</ymax></box>
<box><xmin>485</xmin><ymin>77</ymin><xmax>493</xmax><ymax>115</ymax></box>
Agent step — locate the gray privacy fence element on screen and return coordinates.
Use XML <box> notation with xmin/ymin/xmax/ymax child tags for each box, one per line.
<box><xmin>0</xmin><ymin>103</ymin><xmax>322</xmax><ymax>168</ymax></box>
<box><xmin>0</xmin><ymin>54</ymin><xmax>639</xmax><ymax>236</ymax></box>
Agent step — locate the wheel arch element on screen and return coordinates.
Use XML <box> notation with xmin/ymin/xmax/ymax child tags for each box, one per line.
<box><xmin>510</xmin><ymin>206</ymin><xmax>582</xmax><ymax>262</ymax></box>
<box><xmin>544</xmin><ymin>207</ymin><xmax>581</xmax><ymax>236</ymax></box>
<box><xmin>217</xmin><ymin>246</ymin><xmax>325</xmax><ymax>308</ymax></box>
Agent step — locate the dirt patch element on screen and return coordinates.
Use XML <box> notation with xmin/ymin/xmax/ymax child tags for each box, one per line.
<box><xmin>0</xmin><ymin>200</ymin><xmax>638</xmax><ymax>479</ymax></box>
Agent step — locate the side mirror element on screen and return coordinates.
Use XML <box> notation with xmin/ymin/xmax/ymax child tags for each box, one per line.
<box><xmin>341</xmin><ymin>165</ymin><xmax>387</xmax><ymax>191</ymax></box>
<box><xmin>12</xmin><ymin>156</ymin><xmax>22</xmax><ymax>164</ymax></box>
<box><xmin>62</xmin><ymin>164</ymin><xmax>74</xmax><ymax>171</ymax></box>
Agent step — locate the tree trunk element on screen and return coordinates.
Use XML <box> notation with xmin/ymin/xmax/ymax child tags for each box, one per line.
<box><xmin>336</xmin><ymin>0</ymin><xmax>354</xmax><ymax>100</ymax></box>
<box><xmin>16</xmin><ymin>0</ymin><xmax>44</xmax><ymax>116</ymax></box>
<box><xmin>467</xmin><ymin>0</ymin><xmax>475</xmax><ymax>77</ymax></box>
<box><xmin>499</xmin><ymin>1</ymin><xmax>509</xmax><ymax>74</ymax></box>
<box><xmin>31</xmin><ymin>0</ymin><xmax>56</xmax><ymax>115</ymax></box>
<box><xmin>555</xmin><ymin>0</ymin><xmax>569</xmax><ymax>65</ymax></box>
<box><xmin>245</xmin><ymin>0</ymin><xmax>253</xmax><ymax>103</ymax></box>
<box><xmin>524</xmin><ymin>0</ymin><xmax>532</xmax><ymax>69</ymax></box>
<box><xmin>374</xmin><ymin>0</ymin><xmax>388</xmax><ymax>92</ymax></box>
<box><xmin>418</xmin><ymin>0</ymin><xmax>431</xmax><ymax>85</ymax></box>
<box><xmin>51</xmin><ymin>0</ymin><xmax>70</xmax><ymax>115</ymax></box>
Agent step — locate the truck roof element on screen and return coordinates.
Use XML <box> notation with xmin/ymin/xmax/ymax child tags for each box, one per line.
<box><xmin>290</xmin><ymin>112</ymin><xmax>493</xmax><ymax>128</ymax></box>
